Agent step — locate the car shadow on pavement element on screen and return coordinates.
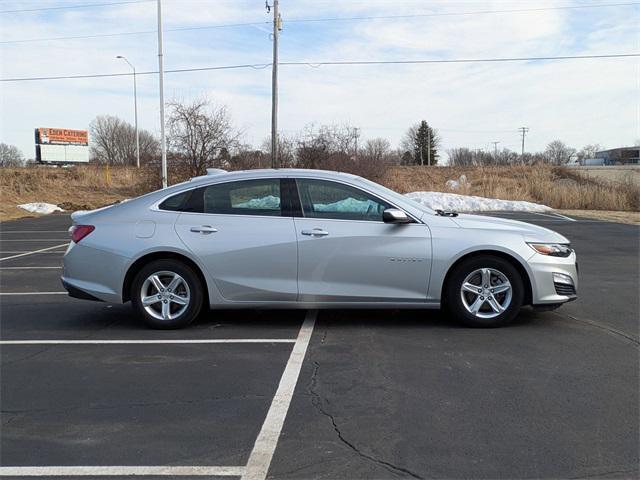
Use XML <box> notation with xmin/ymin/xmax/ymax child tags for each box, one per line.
<box><xmin>308</xmin><ymin>306</ymin><xmax>546</xmax><ymax>331</ymax></box>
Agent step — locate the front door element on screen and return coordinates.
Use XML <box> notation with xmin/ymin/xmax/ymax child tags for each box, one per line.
<box><xmin>175</xmin><ymin>178</ymin><xmax>298</xmax><ymax>302</ymax></box>
<box><xmin>293</xmin><ymin>178</ymin><xmax>431</xmax><ymax>303</ymax></box>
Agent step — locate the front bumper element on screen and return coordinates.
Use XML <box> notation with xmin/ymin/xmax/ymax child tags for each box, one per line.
<box><xmin>528</xmin><ymin>251</ymin><xmax>578</xmax><ymax>305</ymax></box>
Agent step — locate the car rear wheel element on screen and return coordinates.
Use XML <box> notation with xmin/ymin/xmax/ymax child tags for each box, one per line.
<box><xmin>445</xmin><ymin>255</ymin><xmax>524</xmax><ymax>327</ymax></box>
<box><xmin>131</xmin><ymin>259</ymin><xmax>203</xmax><ymax>329</ymax></box>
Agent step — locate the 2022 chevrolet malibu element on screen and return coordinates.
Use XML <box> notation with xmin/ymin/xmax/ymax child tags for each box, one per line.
<box><xmin>62</xmin><ymin>169</ymin><xmax>577</xmax><ymax>329</ymax></box>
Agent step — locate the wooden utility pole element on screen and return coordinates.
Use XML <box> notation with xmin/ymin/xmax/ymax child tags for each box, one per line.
<box><xmin>427</xmin><ymin>128</ymin><xmax>431</xmax><ymax>166</ymax></box>
<box><xmin>269</xmin><ymin>0</ymin><xmax>281</xmax><ymax>168</ymax></box>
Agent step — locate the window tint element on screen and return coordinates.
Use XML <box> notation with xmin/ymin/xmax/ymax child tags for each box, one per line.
<box><xmin>297</xmin><ymin>179</ymin><xmax>391</xmax><ymax>221</ymax></box>
<box><xmin>202</xmin><ymin>179</ymin><xmax>281</xmax><ymax>216</ymax></box>
<box><xmin>158</xmin><ymin>190</ymin><xmax>191</xmax><ymax>211</ymax></box>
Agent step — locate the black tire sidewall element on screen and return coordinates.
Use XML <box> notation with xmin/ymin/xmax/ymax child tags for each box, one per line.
<box><xmin>446</xmin><ymin>255</ymin><xmax>524</xmax><ymax>327</ymax></box>
<box><xmin>131</xmin><ymin>259</ymin><xmax>204</xmax><ymax>329</ymax></box>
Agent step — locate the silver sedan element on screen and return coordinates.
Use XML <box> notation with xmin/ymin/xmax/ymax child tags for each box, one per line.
<box><xmin>62</xmin><ymin>169</ymin><xmax>577</xmax><ymax>329</ymax></box>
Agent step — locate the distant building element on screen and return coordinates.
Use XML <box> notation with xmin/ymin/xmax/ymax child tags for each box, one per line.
<box><xmin>595</xmin><ymin>147</ymin><xmax>639</xmax><ymax>165</ymax></box>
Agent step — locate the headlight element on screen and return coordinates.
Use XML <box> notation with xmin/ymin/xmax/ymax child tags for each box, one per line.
<box><xmin>527</xmin><ymin>242</ymin><xmax>573</xmax><ymax>257</ymax></box>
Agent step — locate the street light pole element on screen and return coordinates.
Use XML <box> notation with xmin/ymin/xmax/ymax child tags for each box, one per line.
<box><xmin>116</xmin><ymin>56</ymin><xmax>140</xmax><ymax>168</ymax></box>
<box><xmin>157</xmin><ymin>0</ymin><xmax>168</xmax><ymax>188</ymax></box>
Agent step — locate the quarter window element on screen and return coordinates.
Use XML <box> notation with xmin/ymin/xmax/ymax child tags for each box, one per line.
<box><xmin>297</xmin><ymin>179</ymin><xmax>391</xmax><ymax>221</ymax></box>
<box><xmin>202</xmin><ymin>179</ymin><xmax>282</xmax><ymax>216</ymax></box>
<box><xmin>158</xmin><ymin>190</ymin><xmax>191</xmax><ymax>212</ymax></box>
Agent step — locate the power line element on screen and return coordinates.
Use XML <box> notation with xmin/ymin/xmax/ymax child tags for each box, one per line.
<box><xmin>2</xmin><ymin>2</ymin><xmax>638</xmax><ymax>44</ymax></box>
<box><xmin>290</xmin><ymin>2</ymin><xmax>640</xmax><ymax>24</ymax></box>
<box><xmin>2</xmin><ymin>53</ymin><xmax>638</xmax><ymax>82</ymax></box>
<box><xmin>0</xmin><ymin>22</ymin><xmax>269</xmax><ymax>45</ymax></box>
<box><xmin>0</xmin><ymin>0</ymin><xmax>154</xmax><ymax>14</ymax></box>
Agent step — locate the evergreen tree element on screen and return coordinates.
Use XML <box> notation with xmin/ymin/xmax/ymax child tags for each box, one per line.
<box><xmin>412</xmin><ymin>120</ymin><xmax>438</xmax><ymax>165</ymax></box>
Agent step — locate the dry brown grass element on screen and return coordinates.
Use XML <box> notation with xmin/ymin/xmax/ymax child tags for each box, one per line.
<box><xmin>381</xmin><ymin>165</ymin><xmax>639</xmax><ymax>212</ymax></box>
<box><xmin>0</xmin><ymin>165</ymin><xmax>155</xmax><ymax>222</ymax></box>
<box><xmin>1</xmin><ymin>164</ymin><xmax>638</xmax><ymax>223</ymax></box>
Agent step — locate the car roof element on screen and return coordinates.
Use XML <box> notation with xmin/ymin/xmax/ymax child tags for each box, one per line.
<box><xmin>187</xmin><ymin>168</ymin><xmax>359</xmax><ymax>186</ymax></box>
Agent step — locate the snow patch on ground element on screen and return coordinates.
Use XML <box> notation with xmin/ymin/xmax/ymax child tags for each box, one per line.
<box><xmin>17</xmin><ymin>203</ymin><xmax>64</xmax><ymax>215</ymax></box>
<box><xmin>445</xmin><ymin>174</ymin><xmax>469</xmax><ymax>191</ymax></box>
<box><xmin>406</xmin><ymin>192</ymin><xmax>551</xmax><ymax>212</ymax></box>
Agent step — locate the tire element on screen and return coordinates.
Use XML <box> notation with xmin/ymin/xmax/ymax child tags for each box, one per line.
<box><xmin>131</xmin><ymin>259</ymin><xmax>204</xmax><ymax>329</ymax></box>
<box><xmin>445</xmin><ymin>255</ymin><xmax>524</xmax><ymax>328</ymax></box>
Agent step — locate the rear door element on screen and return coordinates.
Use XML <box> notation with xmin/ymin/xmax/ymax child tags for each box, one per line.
<box><xmin>293</xmin><ymin>178</ymin><xmax>431</xmax><ymax>303</ymax></box>
<box><xmin>174</xmin><ymin>178</ymin><xmax>298</xmax><ymax>302</ymax></box>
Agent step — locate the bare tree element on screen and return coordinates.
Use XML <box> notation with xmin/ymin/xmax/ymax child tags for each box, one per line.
<box><xmin>90</xmin><ymin>115</ymin><xmax>159</xmax><ymax>165</ymax></box>
<box><xmin>544</xmin><ymin>140</ymin><xmax>576</xmax><ymax>165</ymax></box>
<box><xmin>363</xmin><ymin>138</ymin><xmax>391</xmax><ymax>163</ymax></box>
<box><xmin>166</xmin><ymin>98</ymin><xmax>240</xmax><ymax>177</ymax></box>
<box><xmin>447</xmin><ymin>148</ymin><xmax>476</xmax><ymax>166</ymax></box>
<box><xmin>576</xmin><ymin>144</ymin><xmax>602</xmax><ymax>162</ymax></box>
<box><xmin>0</xmin><ymin>143</ymin><xmax>24</xmax><ymax>167</ymax></box>
<box><xmin>228</xmin><ymin>145</ymin><xmax>269</xmax><ymax>170</ymax></box>
<box><xmin>296</xmin><ymin>123</ymin><xmax>359</xmax><ymax>169</ymax></box>
<box><xmin>261</xmin><ymin>134</ymin><xmax>297</xmax><ymax>168</ymax></box>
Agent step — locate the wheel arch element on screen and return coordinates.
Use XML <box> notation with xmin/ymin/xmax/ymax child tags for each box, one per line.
<box><xmin>441</xmin><ymin>249</ymin><xmax>533</xmax><ymax>306</ymax></box>
<box><xmin>122</xmin><ymin>251</ymin><xmax>210</xmax><ymax>306</ymax></box>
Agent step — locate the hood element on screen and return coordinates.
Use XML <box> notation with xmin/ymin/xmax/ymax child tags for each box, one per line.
<box><xmin>450</xmin><ymin>213</ymin><xmax>569</xmax><ymax>243</ymax></box>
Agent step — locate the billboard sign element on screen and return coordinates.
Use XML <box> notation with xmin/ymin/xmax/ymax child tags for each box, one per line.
<box><xmin>37</xmin><ymin>144</ymin><xmax>90</xmax><ymax>163</ymax></box>
<box><xmin>35</xmin><ymin>127</ymin><xmax>89</xmax><ymax>164</ymax></box>
<box><xmin>36</xmin><ymin>128</ymin><xmax>88</xmax><ymax>145</ymax></box>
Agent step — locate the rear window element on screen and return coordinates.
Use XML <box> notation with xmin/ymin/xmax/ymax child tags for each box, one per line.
<box><xmin>202</xmin><ymin>179</ymin><xmax>281</xmax><ymax>216</ymax></box>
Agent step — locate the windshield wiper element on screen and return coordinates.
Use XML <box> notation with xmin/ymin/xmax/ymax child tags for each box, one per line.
<box><xmin>435</xmin><ymin>209</ymin><xmax>459</xmax><ymax>217</ymax></box>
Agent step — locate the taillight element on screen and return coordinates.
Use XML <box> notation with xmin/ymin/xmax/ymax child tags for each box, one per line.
<box><xmin>69</xmin><ymin>225</ymin><xmax>95</xmax><ymax>243</ymax></box>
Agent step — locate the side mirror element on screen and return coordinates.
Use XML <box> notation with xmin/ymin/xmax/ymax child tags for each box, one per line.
<box><xmin>383</xmin><ymin>208</ymin><xmax>412</xmax><ymax>224</ymax></box>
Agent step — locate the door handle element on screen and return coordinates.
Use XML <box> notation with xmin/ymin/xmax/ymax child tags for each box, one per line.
<box><xmin>301</xmin><ymin>228</ymin><xmax>329</xmax><ymax>237</ymax></box>
<box><xmin>190</xmin><ymin>226</ymin><xmax>218</xmax><ymax>234</ymax></box>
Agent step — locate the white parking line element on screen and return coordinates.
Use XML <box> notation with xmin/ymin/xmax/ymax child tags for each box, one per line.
<box><xmin>0</xmin><ymin>292</ymin><xmax>67</xmax><ymax>296</ymax></box>
<box><xmin>243</xmin><ymin>310</ymin><xmax>317</xmax><ymax>480</ymax></box>
<box><xmin>532</xmin><ymin>211</ymin><xmax>577</xmax><ymax>222</ymax></box>
<box><xmin>0</xmin><ymin>230</ymin><xmax>68</xmax><ymax>233</ymax></box>
<box><xmin>0</xmin><ymin>339</ymin><xmax>296</xmax><ymax>345</ymax></box>
<box><xmin>0</xmin><ymin>266</ymin><xmax>61</xmax><ymax>270</ymax></box>
<box><xmin>0</xmin><ymin>243</ymin><xmax>69</xmax><ymax>261</ymax></box>
<box><xmin>0</xmin><ymin>466</ymin><xmax>246</xmax><ymax>477</ymax></box>
<box><xmin>0</xmin><ymin>251</ymin><xmax>66</xmax><ymax>254</ymax></box>
<box><xmin>0</xmin><ymin>239</ymin><xmax>70</xmax><ymax>242</ymax></box>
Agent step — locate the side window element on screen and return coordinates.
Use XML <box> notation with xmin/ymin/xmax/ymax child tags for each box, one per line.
<box><xmin>202</xmin><ymin>179</ymin><xmax>282</xmax><ymax>216</ymax></box>
<box><xmin>297</xmin><ymin>179</ymin><xmax>391</xmax><ymax>221</ymax></box>
<box><xmin>158</xmin><ymin>190</ymin><xmax>191</xmax><ymax>212</ymax></box>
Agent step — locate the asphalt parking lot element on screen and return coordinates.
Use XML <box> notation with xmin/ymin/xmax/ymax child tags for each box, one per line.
<box><xmin>0</xmin><ymin>212</ymin><xmax>638</xmax><ymax>479</ymax></box>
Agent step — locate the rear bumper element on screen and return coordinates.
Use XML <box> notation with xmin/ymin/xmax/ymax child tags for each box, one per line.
<box><xmin>61</xmin><ymin>279</ymin><xmax>104</xmax><ymax>302</ymax></box>
<box><xmin>62</xmin><ymin>242</ymin><xmax>129</xmax><ymax>303</ymax></box>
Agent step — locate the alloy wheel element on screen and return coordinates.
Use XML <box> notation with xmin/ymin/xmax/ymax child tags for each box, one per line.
<box><xmin>140</xmin><ymin>270</ymin><xmax>191</xmax><ymax>321</ymax></box>
<box><xmin>460</xmin><ymin>267</ymin><xmax>512</xmax><ymax>319</ymax></box>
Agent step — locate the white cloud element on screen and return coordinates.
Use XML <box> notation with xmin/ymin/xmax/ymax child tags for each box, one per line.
<box><xmin>1</xmin><ymin>0</ymin><xmax>638</xmax><ymax>160</ymax></box>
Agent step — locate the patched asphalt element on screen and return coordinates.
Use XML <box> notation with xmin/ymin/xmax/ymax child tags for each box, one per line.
<box><xmin>0</xmin><ymin>212</ymin><xmax>638</xmax><ymax>479</ymax></box>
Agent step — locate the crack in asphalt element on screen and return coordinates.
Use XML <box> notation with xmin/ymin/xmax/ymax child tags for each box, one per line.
<box><xmin>307</xmin><ymin>358</ymin><xmax>424</xmax><ymax>480</ymax></box>
<box><xmin>552</xmin><ymin>311</ymin><xmax>639</xmax><ymax>346</ymax></box>
<box><xmin>568</xmin><ymin>467</ymin><xmax>639</xmax><ymax>479</ymax></box>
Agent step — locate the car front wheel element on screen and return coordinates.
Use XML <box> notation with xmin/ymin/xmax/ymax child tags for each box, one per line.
<box><xmin>131</xmin><ymin>259</ymin><xmax>204</xmax><ymax>329</ymax></box>
<box><xmin>445</xmin><ymin>255</ymin><xmax>524</xmax><ymax>327</ymax></box>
